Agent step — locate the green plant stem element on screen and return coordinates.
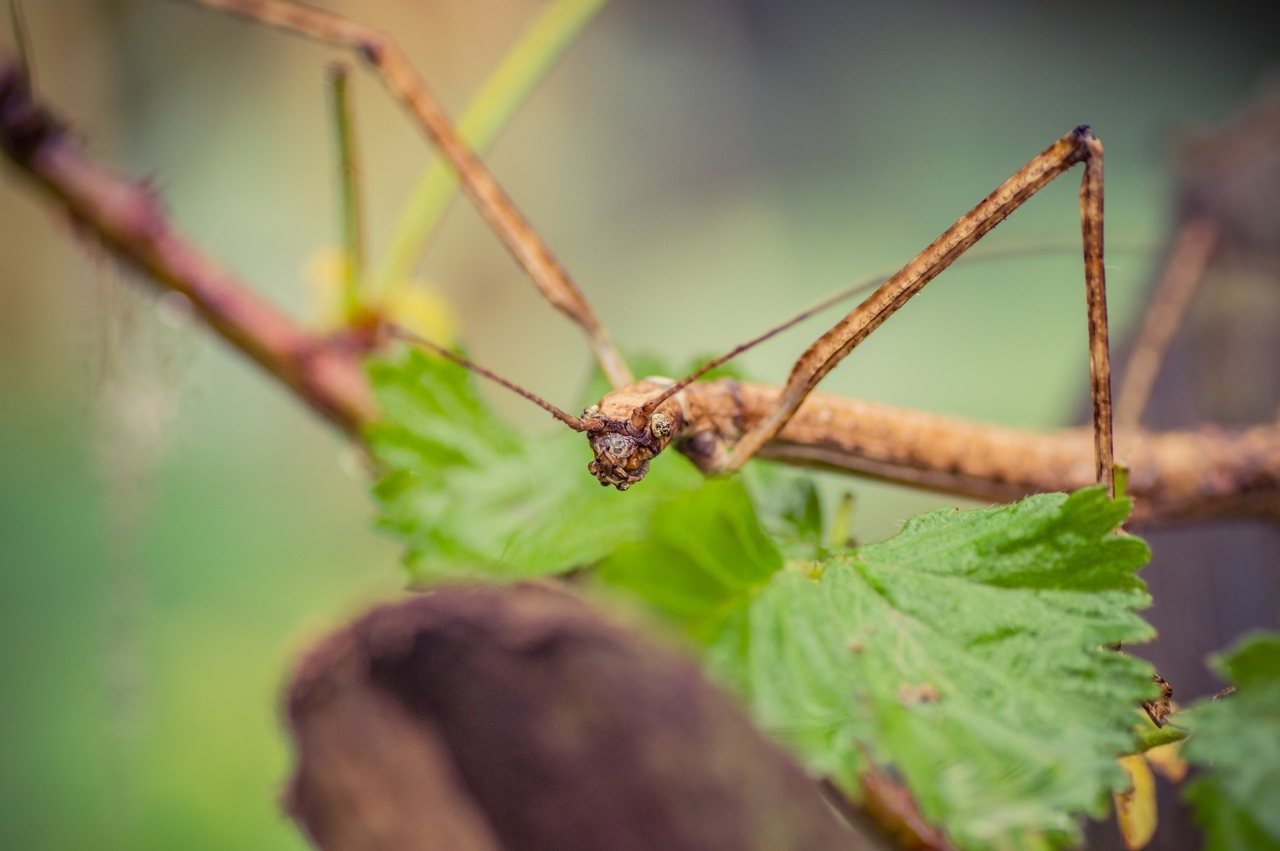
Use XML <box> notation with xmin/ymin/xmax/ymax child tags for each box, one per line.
<box><xmin>369</xmin><ymin>0</ymin><xmax>611</xmax><ymax>296</ymax></box>
<box><xmin>828</xmin><ymin>491</ymin><xmax>856</xmax><ymax>550</ymax></box>
<box><xmin>1136</xmin><ymin>722</ymin><xmax>1187</xmax><ymax>752</ymax></box>
<box><xmin>1114</xmin><ymin>463</ymin><xmax>1130</xmax><ymax>502</ymax></box>
<box><xmin>328</xmin><ymin>63</ymin><xmax>365</xmax><ymax>322</ymax></box>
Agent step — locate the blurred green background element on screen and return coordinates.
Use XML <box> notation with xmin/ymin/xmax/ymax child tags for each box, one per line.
<box><xmin>1</xmin><ymin>1</ymin><xmax>1275</xmax><ymax>848</ymax></box>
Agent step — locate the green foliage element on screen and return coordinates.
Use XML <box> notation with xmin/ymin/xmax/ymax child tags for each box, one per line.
<box><xmin>367</xmin><ymin>350</ymin><xmax>1157</xmax><ymax>848</ymax></box>
<box><xmin>704</xmin><ymin>490</ymin><xmax>1154</xmax><ymax>850</ymax></box>
<box><xmin>366</xmin><ymin>349</ymin><xmax>702</xmax><ymax>582</ymax></box>
<box><xmin>1184</xmin><ymin>634</ymin><xmax>1280</xmax><ymax>850</ymax></box>
<box><xmin>598</xmin><ymin>479</ymin><xmax>783</xmax><ymax>642</ymax></box>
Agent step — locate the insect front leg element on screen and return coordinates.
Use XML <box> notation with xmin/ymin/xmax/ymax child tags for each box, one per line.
<box><xmin>714</xmin><ymin>127</ymin><xmax>1115</xmax><ymax>495</ymax></box>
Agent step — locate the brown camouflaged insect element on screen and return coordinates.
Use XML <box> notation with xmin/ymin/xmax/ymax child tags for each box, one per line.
<box><xmin>196</xmin><ymin>0</ymin><xmax>1116</xmax><ymax>497</ymax></box>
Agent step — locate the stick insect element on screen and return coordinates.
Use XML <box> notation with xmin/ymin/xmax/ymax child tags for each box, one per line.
<box><xmin>191</xmin><ymin>0</ymin><xmax>1116</xmax><ymax>498</ymax></box>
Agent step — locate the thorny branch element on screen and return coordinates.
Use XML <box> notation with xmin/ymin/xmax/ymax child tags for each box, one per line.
<box><xmin>0</xmin><ymin>60</ymin><xmax>374</xmax><ymax>435</ymax></box>
<box><xmin>2</xmin><ymin>58</ymin><xmax>1278</xmax><ymax>527</ymax></box>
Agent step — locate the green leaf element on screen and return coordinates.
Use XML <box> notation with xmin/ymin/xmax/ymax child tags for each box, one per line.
<box><xmin>741</xmin><ymin>464</ymin><xmax>826</xmax><ymax>558</ymax></box>
<box><xmin>367</xmin><ymin>350</ymin><xmax>1160</xmax><ymax>848</ymax></box>
<box><xmin>699</xmin><ymin>489</ymin><xmax>1156</xmax><ymax>849</ymax></box>
<box><xmin>366</xmin><ymin>349</ymin><xmax>702</xmax><ymax>581</ymax></box>
<box><xmin>597</xmin><ymin>478</ymin><xmax>783</xmax><ymax>641</ymax></box>
<box><xmin>1183</xmin><ymin>633</ymin><xmax>1280</xmax><ymax>850</ymax></box>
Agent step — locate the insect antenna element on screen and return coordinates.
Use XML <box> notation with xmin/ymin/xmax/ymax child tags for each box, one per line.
<box><xmin>383</xmin><ymin>324</ymin><xmax>600</xmax><ymax>433</ymax></box>
<box><xmin>637</xmin><ymin>272</ymin><xmax>891</xmax><ymax>418</ymax></box>
<box><xmin>637</xmin><ymin>237</ymin><xmax>1143</xmax><ymax>419</ymax></box>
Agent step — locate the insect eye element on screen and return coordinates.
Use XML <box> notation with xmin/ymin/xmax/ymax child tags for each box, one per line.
<box><xmin>598</xmin><ymin>434</ymin><xmax>633</xmax><ymax>458</ymax></box>
<box><xmin>650</xmin><ymin>412</ymin><xmax>673</xmax><ymax>439</ymax></box>
<box><xmin>582</xmin><ymin>404</ymin><xmax>600</xmax><ymax>419</ymax></box>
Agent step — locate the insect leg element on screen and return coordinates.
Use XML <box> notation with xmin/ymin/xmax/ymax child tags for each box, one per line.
<box><xmin>717</xmin><ymin>127</ymin><xmax>1116</xmax><ymax>494</ymax></box>
<box><xmin>186</xmin><ymin>0</ymin><xmax>634</xmax><ymax>390</ymax></box>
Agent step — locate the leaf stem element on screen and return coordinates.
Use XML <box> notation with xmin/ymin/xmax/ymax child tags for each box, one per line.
<box><xmin>1136</xmin><ymin>723</ymin><xmax>1188</xmax><ymax>752</ymax></box>
<box><xmin>369</xmin><ymin>0</ymin><xmax>611</xmax><ymax>296</ymax></box>
<box><xmin>828</xmin><ymin>491</ymin><xmax>857</xmax><ymax>551</ymax></box>
<box><xmin>328</xmin><ymin>62</ymin><xmax>365</xmax><ymax>323</ymax></box>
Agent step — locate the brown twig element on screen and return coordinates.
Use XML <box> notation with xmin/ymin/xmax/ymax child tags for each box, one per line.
<box><xmin>3</xmin><ymin>57</ymin><xmax>1279</xmax><ymax>527</ymax></box>
<box><xmin>0</xmin><ymin>60</ymin><xmax>374</xmax><ymax>435</ymax></box>
<box><xmin>820</xmin><ymin>773</ymin><xmax>952</xmax><ymax>851</ymax></box>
